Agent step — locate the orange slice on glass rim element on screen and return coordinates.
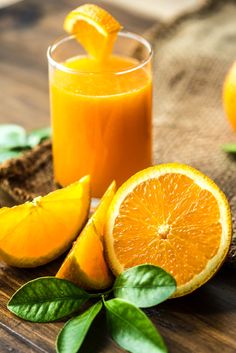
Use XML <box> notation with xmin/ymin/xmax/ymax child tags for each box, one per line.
<box><xmin>64</xmin><ymin>4</ymin><xmax>122</xmax><ymax>61</ymax></box>
<box><xmin>56</xmin><ymin>181</ymin><xmax>116</xmax><ymax>290</ymax></box>
<box><xmin>105</xmin><ymin>163</ymin><xmax>232</xmax><ymax>297</ymax></box>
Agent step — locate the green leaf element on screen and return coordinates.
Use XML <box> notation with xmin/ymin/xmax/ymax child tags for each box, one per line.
<box><xmin>0</xmin><ymin>124</ymin><xmax>27</xmax><ymax>149</ymax></box>
<box><xmin>57</xmin><ymin>301</ymin><xmax>102</xmax><ymax>353</ymax></box>
<box><xmin>27</xmin><ymin>127</ymin><xmax>51</xmax><ymax>148</ymax></box>
<box><xmin>7</xmin><ymin>277</ymin><xmax>90</xmax><ymax>322</ymax></box>
<box><xmin>104</xmin><ymin>298</ymin><xmax>167</xmax><ymax>353</ymax></box>
<box><xmin>0</xmin><ymin>150</ymin><xmax>22</xmax><ymax>163</ymax></box>
<box><xmin>222</xmin><ymin>143</ymin><xmax>236</xmax><ymax>154</ymax></box>
<box><xmin>113</xmin><ymin>265</ymin><xmax>176</xmax><ymax>308</ymax></box>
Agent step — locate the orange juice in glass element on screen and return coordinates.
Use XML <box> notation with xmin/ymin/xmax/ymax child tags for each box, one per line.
<box><xmin>48</xmin><ymin>32</ymin><xmax>152</xmax><ymax>197</ymax></box>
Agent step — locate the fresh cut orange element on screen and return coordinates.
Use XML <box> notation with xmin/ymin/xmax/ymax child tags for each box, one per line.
<box><xmin>0</xmin><ymin>176</ymin><xmax>90</xmax><ymax>267</ymax></box>
<box><xmin>64</xmin><ymin>4</ymin><xmax>122</xmax><ymax>61</ymax></box>
<box><xmin>223</xmin><ymin>61</ymin><xmax>236</xmax><ymax>132</ymax></box>
<box><xmin>56</xmin><ymin>181</ymin><xmax>116</xmax><ymax>290</ymax></box>
<box><xmin>105</xmin><ymin>164</ymin><xmax>232</xmax><ymax>297</ymax></box>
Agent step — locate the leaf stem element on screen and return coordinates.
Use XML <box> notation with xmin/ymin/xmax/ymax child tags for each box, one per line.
<box><xmin>89</xmin><ymin>288</ymin><xmax>113</xmax><ymax>299</ymax></box>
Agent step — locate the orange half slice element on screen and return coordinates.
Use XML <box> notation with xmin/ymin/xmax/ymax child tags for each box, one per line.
<box><xmin>105</xmin><ymin>164</ymin><xmax>232</xmax><ymax>297</ymax></box>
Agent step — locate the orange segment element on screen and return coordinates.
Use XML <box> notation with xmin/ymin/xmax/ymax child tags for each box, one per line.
<box><xmin>105</xmin><ymin>164</ymin><xmax>232</xmax><ymax>297</ymax></box>
<box><xmin>56</xmin><ymin>181</ymin><xmax>116</xmax><ymax>290</ymax></box>
<box><xmin>64</xmin><ymin>4</ymin><xmax>122</xmax><ymax>61</ymax></box>
<box><xmin>0</xmin><ymin>176</ymin><xmax>90</xmax><ymax>267</ymax></box>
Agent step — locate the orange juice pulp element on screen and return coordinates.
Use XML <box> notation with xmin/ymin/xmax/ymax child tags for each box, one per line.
<box><xmin>50</xmin><ymin>55</ymin><xmax>152</xmax><ymax>197</ymax></box>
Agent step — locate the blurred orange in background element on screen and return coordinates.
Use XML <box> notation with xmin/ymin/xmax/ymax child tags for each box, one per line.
<box><xmin>223</xmin><ymin>61</ymin><xmax>236</xmax><ymax>132</ymax></box>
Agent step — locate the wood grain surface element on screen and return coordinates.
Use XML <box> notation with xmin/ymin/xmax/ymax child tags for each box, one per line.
<box><xmin>0</xmin><ymin>1</ymin><xmax>236</xmax><ymax>353</ymax></box>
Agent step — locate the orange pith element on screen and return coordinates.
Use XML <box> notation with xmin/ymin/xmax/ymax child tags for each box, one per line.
<box><xmin>105</xmin><ymin>164</ymin><xmax>232</xmax><ymax>297</ymax></box>
<box><xmin>64</xmin><ymin>4</ymin><xmax>122</xmax><ymax>61</ymax></box>
<box><xmin>56</xmin><ymin>181</ymin><xmax>116</xmax><ymax>290</ymax></box>
<box><xmin>0</xmin><ymin>176</ymin><xmax>90</xmax><ymax>268</ymax></box>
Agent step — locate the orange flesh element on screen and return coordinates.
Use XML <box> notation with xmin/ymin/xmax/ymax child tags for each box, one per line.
<box><xmin>57</xmin><ymin>223</ymin><xmax>112</xmax><ymax>289</ymax></box>
<box><xmin>50</xmin><ymin>55</ymin><xmax>152</xmax><ymax>197</ymax></box>
<box><xmin>0</xmin><ymin>202</ymin><xmax>84</xmax><ymax>259</ymax></box>
<box><xmin>56</xmin><ymin>181</ymin><xmax>115</xmax><ymax>289</ymax></box>
<box><xmin>75</xmin><ymin>225</ymin><xmax>108</xmax><ymax>280</ymax></box>
<box><xmin>0</xmin><ymin>178</ymin><xmax>90</xmax><ymax>267</ymax></box>
<box><xmin>112</xmin><ymin>174</ymin><xmax>222</xmax><ymax>286</ymax></box>
<box><xmin>71</xmin><ymin>19</ymin><xmax>118</xmax><ymax>61</ymax></box>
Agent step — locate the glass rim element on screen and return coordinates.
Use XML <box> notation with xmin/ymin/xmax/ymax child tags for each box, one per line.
<box><xmin>47</xmin><ymin>31</ymin><xmax>153</xmax><ymax>76</ymax></box>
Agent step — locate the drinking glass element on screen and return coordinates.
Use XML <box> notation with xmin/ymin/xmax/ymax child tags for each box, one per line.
<box><xmin>47</xmin><ymin>31</ymin><xmax>153</xmax><ymax>197</ymax></box>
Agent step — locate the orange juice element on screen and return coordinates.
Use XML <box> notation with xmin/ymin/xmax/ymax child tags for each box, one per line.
<box><xmin>49</xmin><ymin>54</ymin><xmax>152</xmax><ymax>197</ymax></box>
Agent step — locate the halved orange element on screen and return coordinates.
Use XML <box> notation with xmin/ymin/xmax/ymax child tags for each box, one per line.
<box><xmin>56</xmin><ymin>181</ymin><xmax>116</xmax><ymax>290</ymax></box>
<box><xmin>64</xmin><ymin>4</ymin><xmax>122</xmax><ymax>61</ymax></box>
<box><xmin>105</xmin><ymin>164</ymin><xmax>232</xmax><ymax>297</ymax></box>
<box><xmin>0</xmin><ymin>176</ymin><xmax>90</xmax><ymax>267</ymax></box>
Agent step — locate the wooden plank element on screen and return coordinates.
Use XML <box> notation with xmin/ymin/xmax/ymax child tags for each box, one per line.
<box><xmin>0</xmin><ymin>325</ymin><xmax>46</xmax><ymax>353</ymax></box>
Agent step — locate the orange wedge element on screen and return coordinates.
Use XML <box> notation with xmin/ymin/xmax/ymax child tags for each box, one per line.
<box><xmin>56</xmin><ymin>181</ymin><xmax>116</xmax><ymax>290</ymax></box>
<box><xmin>0</xmin><ymin>176</ymin><xmax>90</xmax><ymax>268</ymax></box>
<box><xmin>64</xmin><ymin>4</ymin><xmax>122</xmax><ymax>60</ymax></box>
<box><xmin>105</xmin><ymin>164</ymin><xmax>232</xmax><ymax>297</ymax></box>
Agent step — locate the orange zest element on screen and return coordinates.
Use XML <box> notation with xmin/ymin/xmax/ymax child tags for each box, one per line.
<box><xmin>56</xmin><ymin>181</ymin><xmax>116</xmax><ymax>290</ymax></box>
<box><xmin>0</xmin><ymin>176</ymin><xmax>90</xmax><ymax>267</ymax></box>
<box><xmin>105</xmin><ymin>164</ymin><xmax>232</xmax><ymax>297</ymax></box>
<box><xmin>64</xmin><ymin>4</ymin><xmax>122</xmax><ymax>61</ymax></box>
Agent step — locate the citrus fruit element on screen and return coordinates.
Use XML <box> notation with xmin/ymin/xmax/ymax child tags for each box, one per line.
<box><xmin>56</xmin><ymin>181</ymin><xmax>116</xmax><ymax>290</ymax></box>
<box><xmin>105</xmin><ymin>164</ymin><xmax>232</xmax><ymax>297</ymax></box>
<box><xmin>223</xmin><ymin>61</ymin><xmax>236</xmax><ymax>131</ymax></box>
<box><xmin>64</xmin><ymin>4</ymin><xmax>122</xmax><ymax>61</ymax></box>
<box><xmin>0</xmin><ymin>176</ymin><xmax>90</xmax><ymax>268</ymax></box>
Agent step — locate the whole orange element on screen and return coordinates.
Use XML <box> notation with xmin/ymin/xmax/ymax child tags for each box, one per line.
<box><xmin>223</xmin><ymin>61</ymin><xmax>236</xmax><ymax>131</ymax></box>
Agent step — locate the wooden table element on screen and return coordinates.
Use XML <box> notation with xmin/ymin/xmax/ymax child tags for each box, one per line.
<box><xmin>1</xmin><ymin>1</ymin><xmax>236</xmax><ymax>353</ymax></box>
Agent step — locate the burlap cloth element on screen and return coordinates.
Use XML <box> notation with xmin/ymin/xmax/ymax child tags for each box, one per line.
<box><xmin>0</xmin><ymin>0</ymin><xmax>236</xmax><ymax>263</ymax></box>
